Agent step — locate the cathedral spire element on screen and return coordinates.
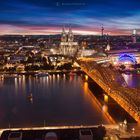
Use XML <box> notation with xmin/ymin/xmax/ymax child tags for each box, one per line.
<box><xmin>60</xmin><ymin>25</ymin><xmax>78</xmax><ymax>55</ymax></box>
<box><xmin>61</xmin><ymin>25</ymin><xmax>67</xmax><ymax>42</ymax></box>
<box><xmin>69</xmin><ymin>25</ymin><xmax>72</xmax><ymax>33</ymax></box>
<box><xmin>62</xmin><ymin>25</ymin><xmax>66</xmax><ymax>33</ymax></box>
<box><xmin>68</xmin><ymin>26</ymin><xmax>74</xmax><ymax>42</ymax></box>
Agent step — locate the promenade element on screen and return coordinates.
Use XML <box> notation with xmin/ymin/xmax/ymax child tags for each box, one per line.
<box><xmin>1</xmin><ymin>124</ymin><xmax>140</xmax><ymax>140</ymax></box>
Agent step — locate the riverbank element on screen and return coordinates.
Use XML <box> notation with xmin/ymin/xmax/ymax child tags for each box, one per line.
<box><xmin>0</xmin><ymin>69</ymin><xmax>83</xmax><ymax>76</ymax></box>
<box><xmin>0</xmin><ymin>125</ymin><xmax>106</xmax><ymax>140</ymax></box>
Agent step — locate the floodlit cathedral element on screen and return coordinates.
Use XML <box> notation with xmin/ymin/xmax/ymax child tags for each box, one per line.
<box><xmin>60</xmin><ymin>27</ymin><xmax>78</xmax><ymax>56</ymax></box>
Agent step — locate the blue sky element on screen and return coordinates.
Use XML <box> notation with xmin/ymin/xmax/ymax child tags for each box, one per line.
<box><xmin>0</xmin><ymin>0</ymin><xmax>140</xmax><ymax>35</ymax></box>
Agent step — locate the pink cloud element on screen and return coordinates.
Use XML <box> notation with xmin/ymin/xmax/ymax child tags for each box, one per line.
<box><xmin>0</xmin><ymin>24</ymin><xmax>131</xmax><ymax>35</ymax></box>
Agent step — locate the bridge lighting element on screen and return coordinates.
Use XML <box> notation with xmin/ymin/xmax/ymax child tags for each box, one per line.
<box><xmin>113</xmin><ymin>61</ymin><xmax>117</xmax><ymax>65</ymax></box>
<box><xmin>124</xmin><ymin>119</ymin><xmax>127</xmax><ymax>125</ymax></box>
<box><xmin>85</xmin><ymin>75</ymin><xmax>88</xmax><ymax>81</ymax></box>
<box><xmin>102</xmin><ymin>105</ymin><xmax>108</xmax><ymax>113</ymax></box>
<box><xmin>104</xmin><ymin>94</ymin><xmax>108</xmax><ymax>102</ymax></box>
<box><xmin>132</xmin><ymin>128</ymin><xmax>135</xmax><ymax>133</ymax></box>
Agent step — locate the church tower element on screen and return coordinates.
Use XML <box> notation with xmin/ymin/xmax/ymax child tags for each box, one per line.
<box><xmin>68</xmin><ymin>26</ymin><xmax>74</xmax><ymax>42</ymax></box>
<box><xmin>61</xmin><ymin>26</ymin><xmax>67</xmax><ymax>42</ymax></box>
<box><xmin>132</xmin><ymin>29</ymin><xmax>137</xmax><ymax>43</ymax></box>
<box><xmin>60</xmin><ymin>26</ymin><xmax>78</xmax><ymax>56</ymax></box>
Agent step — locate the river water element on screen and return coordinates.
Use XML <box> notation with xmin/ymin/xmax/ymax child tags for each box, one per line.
<box><xmin>0</xmin><ymin>74</ymin><xmax>112</xmax><ymax>128</ymax></box>
<box><xmin>122</xmin><ymin>73</ymin><xmax>140</xmax><ymax>89</ymax></box>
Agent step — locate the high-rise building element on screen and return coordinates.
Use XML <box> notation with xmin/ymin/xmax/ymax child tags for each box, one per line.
<box><xmin>101</xmin><ymin>26</ymin><xmax>104</xmax><ymax>37</ymax></box>
<box><xmin>132</xmin><ymin>29</ymin><xmax>137</xmax><ymax>43</ymax></box>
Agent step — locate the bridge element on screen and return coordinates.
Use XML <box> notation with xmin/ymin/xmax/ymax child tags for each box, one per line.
<box><xmin>78</xmin><ymin>59</ymin><xmax>140</xmax><ymax>123</ymax></box>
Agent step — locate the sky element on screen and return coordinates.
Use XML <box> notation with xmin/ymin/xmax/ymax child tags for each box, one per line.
<box><xmin>0</xmin><ymin>0</ymin><xmax>140</xmax><ymax>35</ymax></box>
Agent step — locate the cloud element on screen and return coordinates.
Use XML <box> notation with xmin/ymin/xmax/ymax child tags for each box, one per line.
<box><xmin>0</xmin><ymin>0</ymin><xmax>140</xmax><ymax>35</ymax></box>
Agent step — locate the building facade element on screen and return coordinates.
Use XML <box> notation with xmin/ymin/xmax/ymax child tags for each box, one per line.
<box><xmin>60</xmin><ymin>27</ymin><xmax>78</xmax><ymax>56</ymax></box>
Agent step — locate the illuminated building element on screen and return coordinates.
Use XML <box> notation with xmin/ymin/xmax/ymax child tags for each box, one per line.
<box><xmin>60</xmin><ymin>26</ymin><xmax>78</xmax><ymax>56</ymax></box>
<box><xmin>81</xmin><ymin>41</ymin><xmax>87</xmax><ymax>48</ymax></box>
<box><xmin>105</xmin><ymin>43</ymin><xmax>111</xmax><ymax>51</ymax></box>
<box><xmin>132</xmin><ymin>29</ymin><xmax>137</xmax><ymax>43</ymax></box>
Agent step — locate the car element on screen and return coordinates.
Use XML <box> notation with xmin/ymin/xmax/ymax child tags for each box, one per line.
<box><xmin>45</xmin><ymin>132</ymin><xmax>58</xmax><ymax>140</ymax></box>
<box><xmin>8</xmin><ymin>132</ymin><xmax>22</xmax><ymax>140</ymax></box>
<box><xmin>79</xmin><ymin>129</ymin><xmax>93</xmax><ymax>140</ymax></box>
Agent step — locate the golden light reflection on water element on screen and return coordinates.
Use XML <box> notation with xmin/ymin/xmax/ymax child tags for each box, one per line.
<box><xmin>22</xmin><ymin>75</ymin><xmax>26</xmax><ymax>94</ymax></box>
<box><xmin>85</xmin><ymin>75</ymin><xmax>88</xmax><ymax>81</ymax></box>
<box><xmin>0</xmin><ymin>77</ymin><xmax>4</xmax><ymax>88</ymax></box>
<box><xmin>57</xmin><ymin>74</ymin><xmax>60</xmax><ymax>79</ymax></box>
<box><xmin>83</xmin><ymin>81</ymin><xmax>88</xmax><ymax>92</ymax></box>
<box><xmin>83</xmin><ymin>81</ymin><xmax>116</xmax><ymax>124</ymax></box>
<box><xmin>14</xmin><ymin>75</ymin><xmax>26</xmax><ymax>94</ymax></box>
<box><xmin>63</xmin><ymin>74</ymin><xmax>66</xmax><ymax>81</ymax></box>
<box><xmin>46</xmin><ymin>76</ymin><xmax>49</xmax><ymax>84</ymax></box>
<box><xmin>102</xmin><ymin>105</ymin><xmax>108</xmax><ymax>113</ymax></box>
<box><xmin>29</xmin><ymin>76</ymin><xmax>32</xmax><ymax>91</ymax></box>
<box><xmin>0</xmin><ymin>73</ymin><xmax>118</xmax><ymax>128</ymax></box>
<box><xmin>14</xmin><ymin>77</ymin><xmax>18</xmax><ymax>94</ymax></box>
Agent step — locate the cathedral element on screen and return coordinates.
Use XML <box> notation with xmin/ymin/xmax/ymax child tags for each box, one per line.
<box><xmin>60</xmin><ymin>27</ymin><xmax>78</xmax><ymax>56</ymax></box>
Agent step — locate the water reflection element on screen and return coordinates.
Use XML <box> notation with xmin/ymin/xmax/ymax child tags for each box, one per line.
<box><xmin>0</xmin><ymin>74</ymin><xmax>112</xmax><ymax>128</ymax></box>
<box><xmin>122</xmin><ymin>73</ymin><xmax>140</xmax><ymax>89</ymax></box>
<box><xmin>102</xmin><ymin>105</ymin><xmax>108</xmax><ymax>113</ymax></box>
<box><xmin>83</xmin><ymin>81</ymin><xmax>115</xmax><ymax>124</ymax></box>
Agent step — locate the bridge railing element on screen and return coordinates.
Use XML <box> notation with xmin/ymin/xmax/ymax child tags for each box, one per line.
<box><xmin>78</xmin><ymin>60</ymin><xmax>140</xmax><ymax>122</ymax></box>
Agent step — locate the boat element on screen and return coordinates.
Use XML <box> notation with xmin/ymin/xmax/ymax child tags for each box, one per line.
<box><xmin>35</xmin><ymin>72</ymin><xmax>49</xmax><ymax>77</ymax></box>
<box><xmin>28</xmin><ymin>93</ymin><xmax>33</xmax><ymax>98</ymax></box>
<box><xmin>27</xmin><ymin>93</ymin><xmax>33</xmax><ymax>103</ymax></box>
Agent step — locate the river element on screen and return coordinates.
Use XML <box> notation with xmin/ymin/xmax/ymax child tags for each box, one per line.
<box><xmin>0</xmin><ymin>73</ymin><xmax>112</xmax><ymax>128</ymax></box>
<box><xmin>122</xmin><ymin>73</ymin><xmax>140</xmax><ymax>89</ymax></box>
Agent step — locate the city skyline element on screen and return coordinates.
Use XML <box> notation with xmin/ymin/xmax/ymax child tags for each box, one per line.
<box><xmin>0</xmin><ymin>0</ymin><xmax>140</xmax><ymax>35</ymax></box>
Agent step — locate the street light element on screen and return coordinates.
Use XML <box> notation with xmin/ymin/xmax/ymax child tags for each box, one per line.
<box><xmin>132</xmin><ymin>128</ymin><xmax>135</xmax><ymax>133</ymax></box>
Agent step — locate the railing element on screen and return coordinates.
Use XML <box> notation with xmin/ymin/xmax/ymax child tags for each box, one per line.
<box><xmin>78</xmin><ymin>60</ymin><xmax>140</xmax><ymax>123</ymax></box>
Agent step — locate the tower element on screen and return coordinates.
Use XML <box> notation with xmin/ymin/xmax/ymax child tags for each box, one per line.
<box><xmin>60</xmin><ymin>26</ymin><xmax>78</xmax><ymax>56</ymax></box>
<box><xmin>61</xmin><ymin>26</ymin><xmax>67</xmax><ymax>42</ymax></box>
<box><xmin>101</xmin><ymin>26</ymin><xmax>104</xmax><ymax>37</ymax></box>
<box><xmin>132</xmin><ymin>29</ymin><xmax>137</xmax><ymax>43</ymax></box>
<box><xmin>68</xmin><ymin>26</ymin><xmax>74</xmax><ymax>42</ymax></box>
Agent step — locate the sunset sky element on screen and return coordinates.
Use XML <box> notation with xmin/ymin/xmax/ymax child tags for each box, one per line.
<box><xmin>0</xmin><ymin>0</ymin><xmax>140</xmax><ymax>35</ymax></box>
